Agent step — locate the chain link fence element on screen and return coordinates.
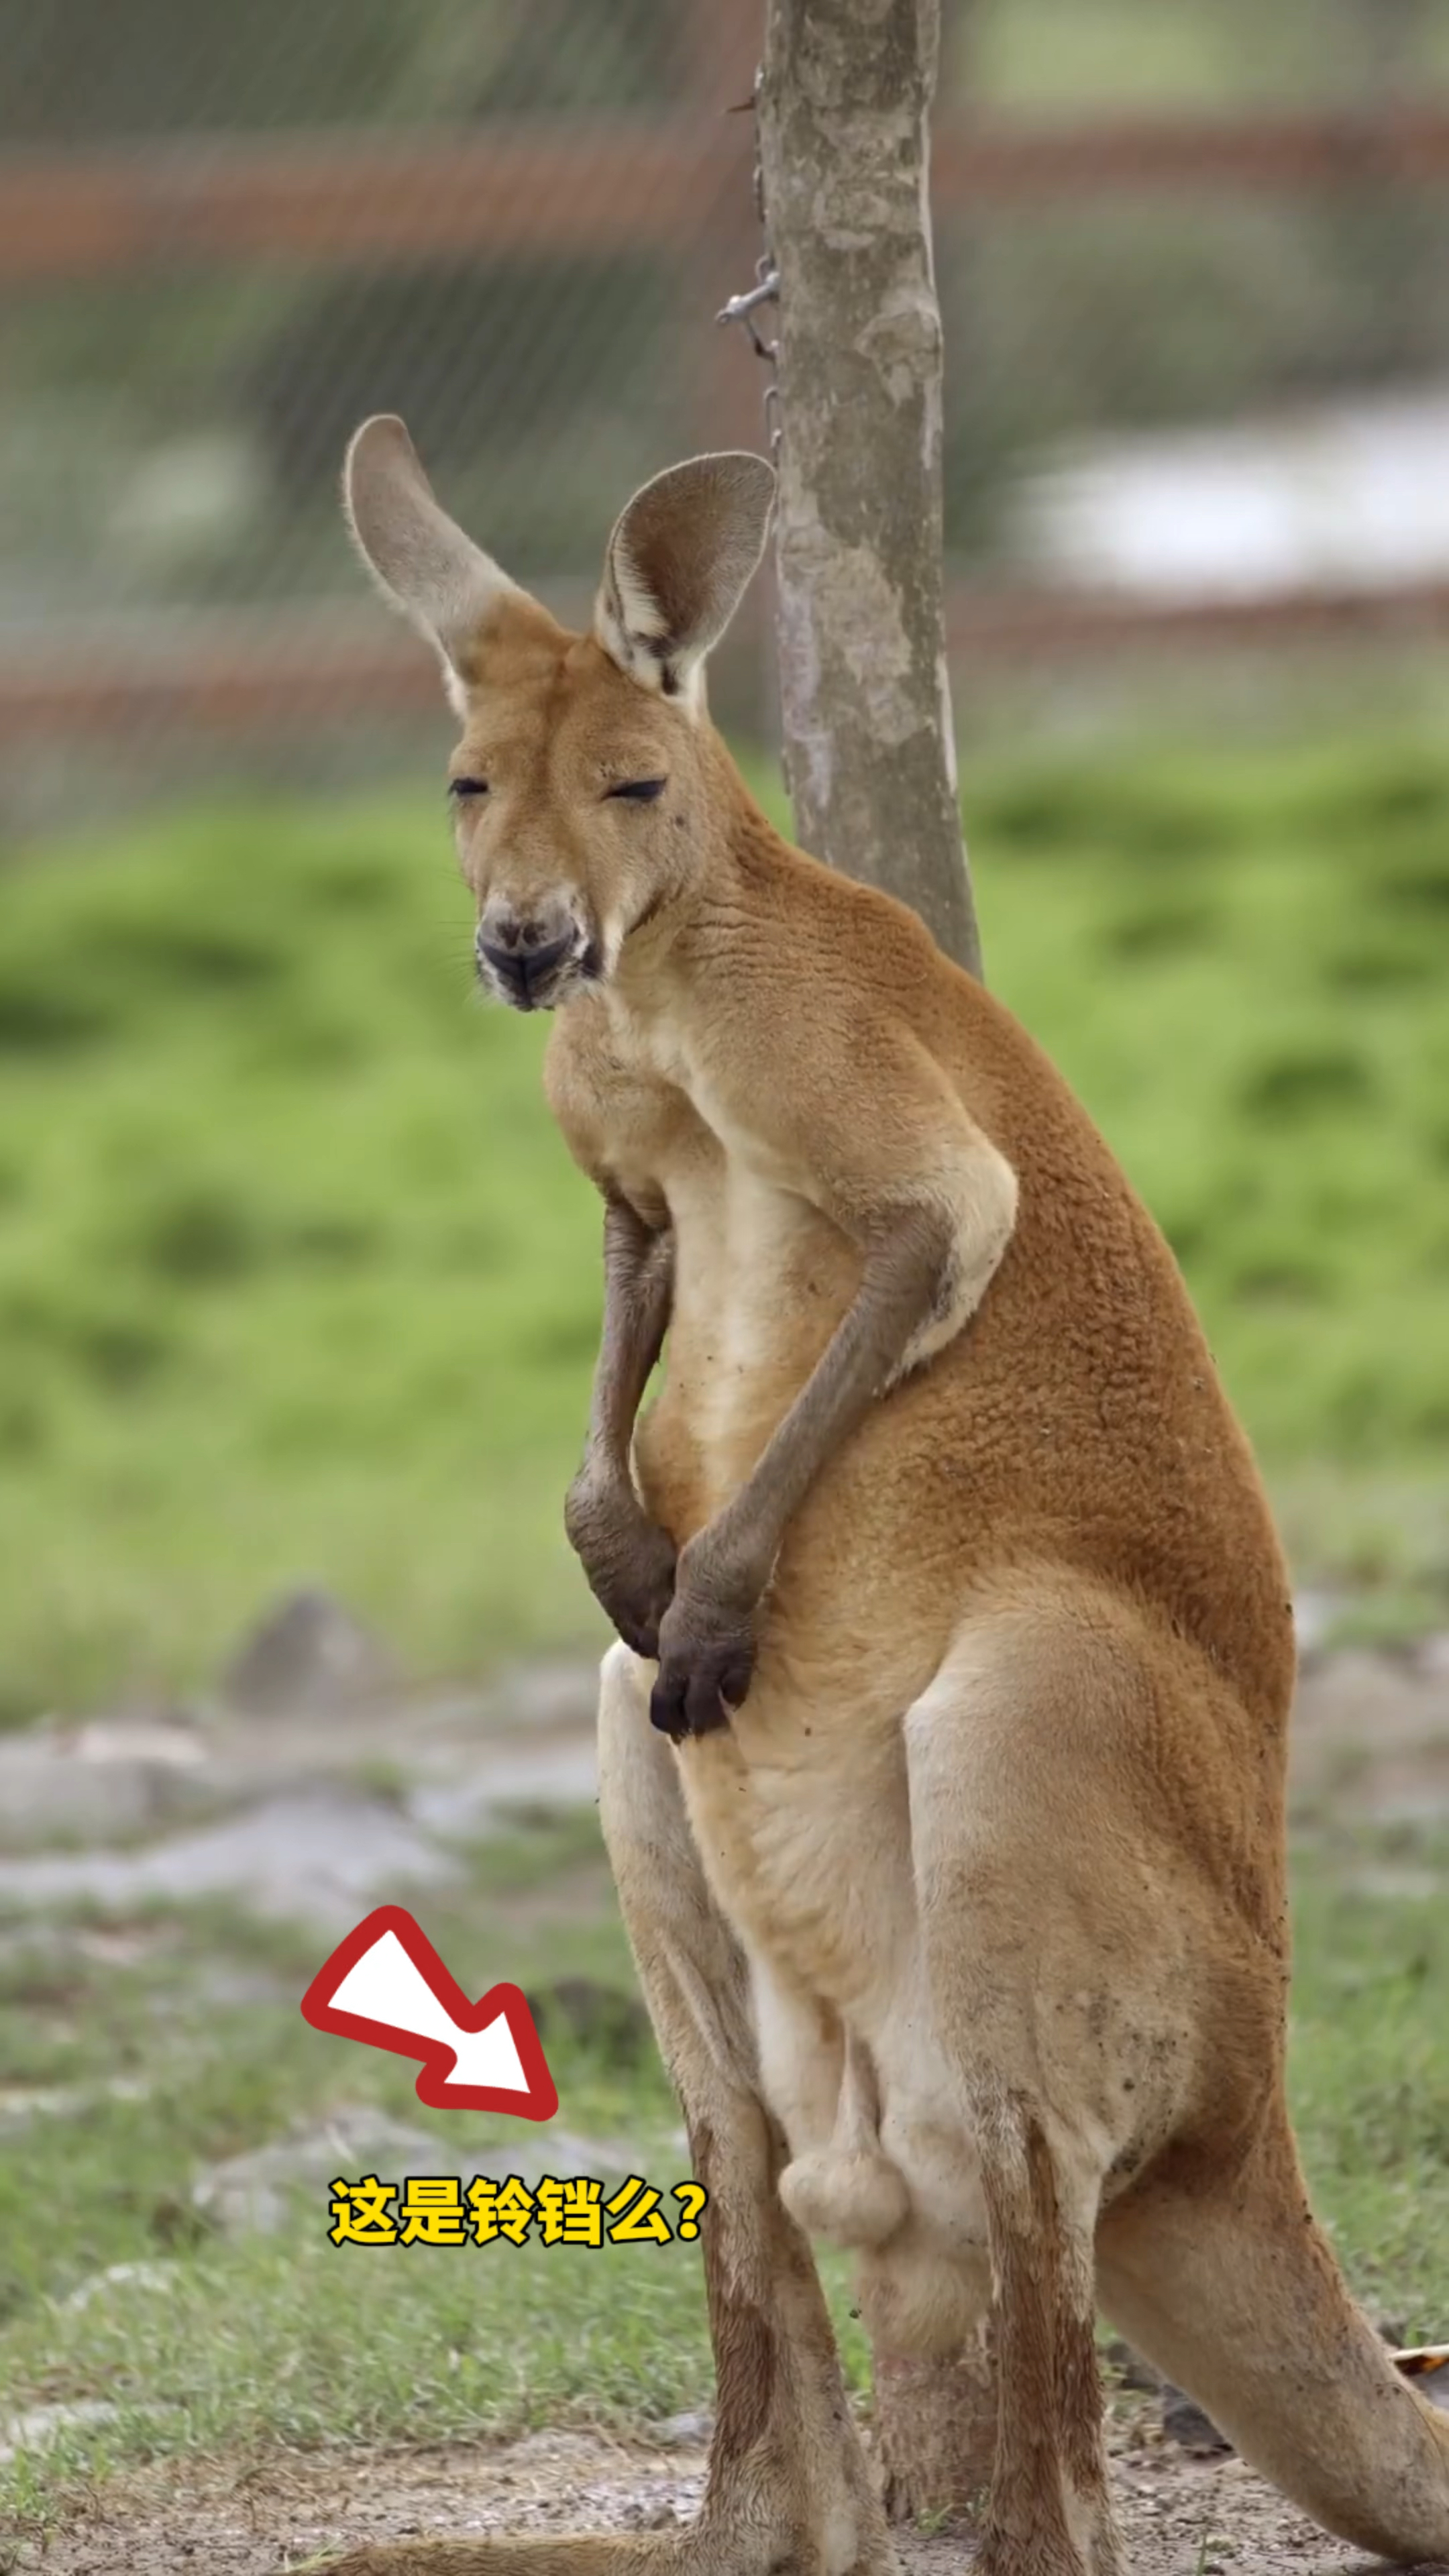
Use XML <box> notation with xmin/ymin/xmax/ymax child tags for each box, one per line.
<box><xmin>4</xmin><ymin>0</ymin><xmax>1449</xmax><ymax>816</ymax></box>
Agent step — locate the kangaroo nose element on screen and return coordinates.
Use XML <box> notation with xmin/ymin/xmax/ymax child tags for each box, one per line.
<box><xmin>478</xmin><ymin>919</ymin><xmax>576</xmax><ymax>995</ymax></box>
<box><xmin>482</xmin><ymin>914</ymin><xmax>561</xmax><ymax>957</ymax></box>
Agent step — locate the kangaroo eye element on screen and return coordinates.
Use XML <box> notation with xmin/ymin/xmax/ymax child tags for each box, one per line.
<box><xmin>449</xmin><ymin>777</ymin><xmax>489</xmax><ymax>800</ymax></box>
<box><xmin>606</xmin><ymin>777</ymin><xmax>667</xmax><ymax>803</ymax></box>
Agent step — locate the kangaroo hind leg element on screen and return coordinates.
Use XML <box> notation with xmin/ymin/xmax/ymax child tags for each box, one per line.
<box><xmin>902</xmin><ymin>1605</ymin><xmax>1201</xmax><ymax>2576</ymax></box>
<box><xmin>323</xmin><ymin>1642</ymin><xmax>897</xmax><ymax>2576</ymax></box>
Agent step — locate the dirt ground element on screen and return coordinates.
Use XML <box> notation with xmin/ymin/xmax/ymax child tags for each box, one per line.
<box><xmin>11</xmin><ymin>2414</ymin><xmax>1448</xmax><ymax>2576</ymax></box>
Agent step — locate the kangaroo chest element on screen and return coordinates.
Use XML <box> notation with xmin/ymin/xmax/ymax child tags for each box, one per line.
<box><xmin>588</xmin><ymin>999</ymin><xmax>859</xmax><ymax>1540</ymax></box>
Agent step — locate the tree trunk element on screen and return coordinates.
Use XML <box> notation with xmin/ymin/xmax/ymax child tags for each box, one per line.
<box><xmin>757</xmin><ymin>0</ymin><xmax>982</xmax><ymax>979</ymax></box>
<box><xmin>756</xmin><ymin>0</ymin><xmax>991</xmax><ymax>2522</ymax></box>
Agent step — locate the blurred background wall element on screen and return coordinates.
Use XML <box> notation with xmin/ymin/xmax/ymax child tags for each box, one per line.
<box><xmin>7</xmin><ymin>0</ymin><xmax>1449</xmax><ymax>820</ymax></box>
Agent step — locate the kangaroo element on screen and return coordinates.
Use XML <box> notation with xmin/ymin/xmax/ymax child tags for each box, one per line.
<box><xmin>330</xmin><ymin>415</ymin><xmax>1449</xmax><ymax>2576</ymax></box>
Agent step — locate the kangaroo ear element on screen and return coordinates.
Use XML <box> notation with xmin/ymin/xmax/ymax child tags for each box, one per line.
<box><xmin>595</xmin><ymin>451</ymin><xmax>775</xmax><ymax>706</ymax></box>
<box><xmin>343</xmin><ymin>415</ymin><xmax>520</xmax><ymax>708</ymax></box>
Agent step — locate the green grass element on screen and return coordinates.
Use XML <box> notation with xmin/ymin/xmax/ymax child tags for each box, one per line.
<box><xmin>1289</xmin><ymin>1830</ymin><xmax>1449</xmax><ymax>2312</ymax></box>
<box><xmin>968</xmin><ymin>0</ymin><xmax>1289</xmax><ymax>110</ymax></box>
<box><xmin>0</xmin><ymin>1815</ymin><xmax>852</xmax><ymax>2520</ymax></box>
<box><xmin>963</xmin><ymin>0</ymin><xmax>1449</xmax><ymax>111</ymax></box>
<box><xmin>1</xmin><ymin>727</ymin><xmax>1448</xmax><ymax>1715</ymax></box>
<box><xmin>0</xmin><ymin>1817</ymin><xmax>1444</xmax><ymax>2526</ymax></box>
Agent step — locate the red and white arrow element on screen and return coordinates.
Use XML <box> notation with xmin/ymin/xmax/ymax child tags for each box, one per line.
<box><xmin>301</xmin><ymin>1904</ymin><xmax>558</xmax><ymax>2119</ymax></box>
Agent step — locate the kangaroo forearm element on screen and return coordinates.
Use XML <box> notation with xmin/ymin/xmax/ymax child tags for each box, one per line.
<box><xmin>566</xmin><ymin>1199</ymin><xmax>678</xmax><ymax>1661</ymax></box>
<box><xmin>581</xmin><ymin>1198</ymin><xmax>674</xmax><ymax>1481</ymax></box>
<box><xmin>698</xmin><ymin>1205</ymin><xmax>952</xmax><ymax>1593</ymax></box>
<box><xmin>647</xmin><ymin>1205</ymin><xmax>956</xmax><ymax>1737</ymax></box>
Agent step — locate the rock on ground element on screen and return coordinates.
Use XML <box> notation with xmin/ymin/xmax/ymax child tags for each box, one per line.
<box><xmin>219</xmin><ymin>1588</ymin><xmax>400</xmax><ymax>1718</ymax></box>
<box><xmin>193</xmin><ymin>2110</ymin><xmax>650</xmax><ymax>2236</ymax></box>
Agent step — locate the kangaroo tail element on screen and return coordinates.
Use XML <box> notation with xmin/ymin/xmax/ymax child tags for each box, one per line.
<box><xmin>1096</xmin><ymin>2112</ymin><xmax>1449</xmax><ymax>2565</ymax></box>
<box><xmin>323</xmin><ymin>2542</ymin><xmax>678</xmax><ymax>2576</ymax></box>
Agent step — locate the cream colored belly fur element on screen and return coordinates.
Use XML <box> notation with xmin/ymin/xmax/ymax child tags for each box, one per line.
<box><xmin>676</xmin><ymin>1654</ymin><xmax>1196</xmax><ymax>2364</ymax></box>
<box><xmin>645</xmin><ymin>1150</ymin><xmax>986</xmax><ymax>2350</ymax></box>
<box><xmin>629</xmin><ymin>1075</ymin><xmax>863</xmax><ymax>1529</ymax></box>
<box><xmin>667</xmin><ymin>1662</ymin><xmax>987</xmax><ymax>2359</ymax></box>
<box><xmin>633</xmin><ymin>1124</ymin><xmax>970</xmax><ymax>2353</ymax></box>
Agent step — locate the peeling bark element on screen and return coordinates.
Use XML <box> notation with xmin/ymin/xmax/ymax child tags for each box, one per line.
<box><xmin>757</xmin><ymin>0</ymin><xmax>981</xmax><ymax>977</ymax></box>
<box><xmin>757</xmin><ymin>0</ymin><xmax>990</xmax><ymax>2520</ymax></box>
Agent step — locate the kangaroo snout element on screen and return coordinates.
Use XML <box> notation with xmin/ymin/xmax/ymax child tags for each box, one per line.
<box><xmin>476</xmin><ymin>906</ymin><xmax>582</xmax><ymax>1010</ymax></box>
